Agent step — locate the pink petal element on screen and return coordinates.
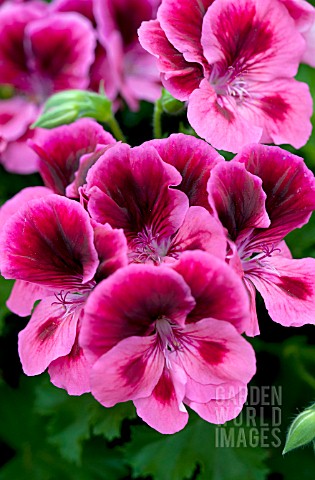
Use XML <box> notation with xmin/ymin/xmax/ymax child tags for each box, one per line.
<box><xmin>145</xmin><ymin>133</ymin><xmax>224</xmax><ymax>209</ymax></box>
<box><xmin>0</xmin><ymin>186</ymin><xmax>52</xmax><ymax>227</ymax></box>
<box><xmin>26</xmin><ymin>12</ymin><xmax>96</xmax><ymax>95</ymax></box>
<box><xmin>207</xmin><ymin>162</ymin><xmax>270</xmax><ymax>242</ymax></box>
<box><xmin>0</xmin><ymin>3</ymin><xmax>43</xmax><ymax>91</ymax></box>
<box><xmin>247</xmin><ymin>78</ymin><xmax>313</xmax><ymax>149</ymax></box>
<box><xmin>138</xmin><ymin>19</ymin><xmax>203</xmax><ymax>100</ymax></box>
<box><xmin>48</xmin><ymin>334</ymin><xmax>92</xmax><ymax>395</ymax></box>
<box><xmin>90</xmin><ymin>335</ymin><xmax>164</xmax><ymax>407</ymax></box>
<box><xmin>188</xmin><ymin>387</ymin><xmax>248</xmax><ymax>424</ymax></box>
<box><xmin>51</xmin><ymin>0</ymin><xmax>95</xmax><ymax>24</ymax></box>
<box><xmin>173</xmin><ymin>251</ymin><xmax>250</xmax><ymax>333</ymax></box>
<box><xmin>201</xmin><ymin>0</ymin><xmax>305</xmax><ymax>80</ymax></box>
<box><xmin>134</xmin><ymin>363</ymin><xmax>188</xmax><ymax>434</ymax></box>
<box><xmin>0</xmin><ymin>195</ymin><xmax>99</xmax><ymax>289</ymax></box>
<box><xmin>234</xmin><ymin>144</ymin><xmax>315</xmax><ymax>248</ymax></box>
<box><xmin>0</xmin><ymin>97</ymin><xmax>37</xmax><ymax>142</ymax></box>
<box><xmin>7</xmin><ymin>280</ymin><xmax>52</xmax><ymax>317</ymax></box>
<box><xmin>86</xmin><ymin>143</ymin><xmax>188</xmax><ymax>240</ymax></box>
<box><xmin>187</xmin><ymin>79</ymin><xmax>262</xmax><ymax>152</ymax></box>
<box><xmin>242</xmin><ymin>277</ymin><xmax>260</xmax><ymax>337</ymax></box>
<box><xmin>170</xmin><ymin>206</ymin><xmax>228</xmax><ymax>261</ymax></box>
<box><xmin>18</xmin><ymin>297</ymin><xmax>79</xmax><ymax>375</ymax></box>
<box><xmin>303</xmin><ymin>22</ymin><xmax>315</xmax><ymax>67</ymax></box>
<box><xmin>247</xmin><ymin>256</ymin><xmax>315</xmax><ymax>327</ymax></box>
<box><xmin>92</xmin><ymin>222</ymin><xmax>128</xmax><ymax>280</ymax></box>
<box><xmin>157</xmin><ymin>0</ymin><xmax>213</xmax><ymax>65</ymax></box>
<box><xmin>80</xmin><ymin>264</ymin><xmax>196</xmax><ymax>363</ymax></box>
<box><xmin>30</xmin><ymin>118</ymin><xmax>115</xmax><ymax>195</ymax></box>
<box><xmin>280</xmin><ymin>0</ymin><xmax>315</xmax><ymax>33</ymax></box>
<box><xmin>176</xmin><ymin>318</ymin><xmax>256</xmax><ymax>386</ymax></box>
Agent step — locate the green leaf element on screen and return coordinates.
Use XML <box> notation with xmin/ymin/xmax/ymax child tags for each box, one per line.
<box><xmin>283</xmin><ymin>404</ymin><xmax>315</xmax><ymax>454</ymax></box>
<box><xmin>91</xmin><ymin>401</ymin><xmax>136</xmax><ymax>441</ymax></box>
<box><xmin>0</xmin><ymin>277</ymin><xmax>13</xmax><ymax>335</ymax></box>
<box><xmin>124</xmin><ymin>415</ymin><xmax>269</xmax><ymax>480</ymax></box>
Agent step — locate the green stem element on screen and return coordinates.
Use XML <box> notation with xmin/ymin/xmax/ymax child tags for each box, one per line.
<box><xmin>106</xmin><ymin>116</ymin><xmax>126</xmax><ymax>142</ymax></box>
<box><xmin>153</xmin><ymin>98</ymin><xmax>163</xmax><ymax>138</ymax></box>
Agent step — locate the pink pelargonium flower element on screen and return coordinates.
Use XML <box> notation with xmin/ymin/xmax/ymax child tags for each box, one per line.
<box><xmin>279</xmin><ymin>0</ymin><xmax>315</xmax><ymax>67</ymax></box>
<box><xmin>207</xmin><ymin>144</ymin><xmax>315</xmax><ymax>335</ymax></box>
<box><xmin>29</xmin><ymin>118</ymin><xmax>116</xmax><ymax>197</ymax></box>
<box><xmin>91</xmin><ymin>0</ymin><xmax>161</xmax><ymax>110</ymax></box>
<box><xmin>0</xmin><ymin>97</ymin><xmax>43</xmax><ymax>174</ymax></box>
<box><xmin>0</xmin><ymin>194</ymin><xmax>128</xmax><ymax>394</ymax></box>
<box><xmin>85</xmin><ymin>139</ymin><xmax>228</xmax><ymax>264</ymax></box>
<box><xmin>0</xmin><ymin>3</ymin><xmax>96</xmax><ymax>99</ymax></box>
<box><xmin>139</xmin><ymin>0</ymin><xmax>313</xmax><ymax>152</ymax></box>
<box><xmin>80</xmin><ymin>250</ymin><xmax>255</xmax><ymax>434</ymax></box>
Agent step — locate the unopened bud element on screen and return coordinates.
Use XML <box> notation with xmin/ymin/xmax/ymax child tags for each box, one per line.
<box><xmin>283</xmin><ymin>403</ymin><xmax>315</xmax><ymax>454</ymax></box>
<box><xmin>161</xmin><ymin>89</ymin><xmax>185</xmax><ymax>115</ymax></box>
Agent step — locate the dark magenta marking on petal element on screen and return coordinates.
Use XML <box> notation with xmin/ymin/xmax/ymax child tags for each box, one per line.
<box><xmin>216</xmin><ymin>101</ymin><xmax>235</xmax><ymax>122</ymax></box>
<box><xmin>277</xmin><ymin>276</ymin><xmax>312</xmax><ymax>300</ymax></box>
<box><xmin>214</xmin><ymin>4</ymin><xmax>273</xmax><ymax>69</ymax></box>
<box><xmin>153</xmin><ymin>371</ymin><xmax>174</xmax><ymax>404</ymax></box>
<box><xmin>260</xmin><ymin>95</ymin><xmax>289</xmax><ymax>121</ymax></box>
<box><xmin>198</xmin><ymin>341</ymin><xmax>228</xmax><ymax>365</ymax></box>
<box><xmin>37</xmin><ymin>319</ymin><xmax>59</xmax><ymax>341</ymax></box>
<box><xmin>120</xmin><ymin>355</ymin><xmax>147</xmax><ymax>387</ymax></box>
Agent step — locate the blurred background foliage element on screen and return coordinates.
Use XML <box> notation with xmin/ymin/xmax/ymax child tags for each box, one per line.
<box><xmin>1</xmin><ymin>60</ymin><xmax>315</xmax><ymax>480</ymax></box>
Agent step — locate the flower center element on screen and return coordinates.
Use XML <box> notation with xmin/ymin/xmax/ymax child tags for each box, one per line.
<box><xmin>241</xmin><ymin>243</ymin><xmax>281</xmax><ymax>275</ymax></box>
<box><xmin>155</xmin><ymin>317</ymin><xmax>182</xmax><ymax>361</ymax></box>
<box><xmin>51</xmin><ymin>287</ymin><xmax>92</xmax><ymax>319</ymax></box>
<box><xmin>129</xmin><ymin>228</ymin><xmax>171</xmax><ymax>265</ymax></box>
<box><xmin>210</xmin><ymin>65</ymin><xmax>249</xmax><ymax>103</ymax></box>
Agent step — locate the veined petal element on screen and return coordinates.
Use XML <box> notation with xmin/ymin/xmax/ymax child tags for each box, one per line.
<box><xmin>48</xmin><ymin>334</ymin><xmax>92</xmax><ymax>395</ymax></box>
<box><xmin>86</xmin><ymin>143</ymin><xmax>188</xmax><ymax>240</ymax></box>
<box><xmin>201</xmin><ymin>0</ymin><xmax>305</xmax><ymax>80</ymax></box>
<box><xmin>207</xmin><ymin>162</ymin><xmax>270</xmax><ymax>242</ymax></box>
<box><xmin>170</xmin><ymin>206</ymin><xmax>228</xmax><ymax>261</ymax></box>
<box><xmin>247</xmin><ymin>256</ymin><xmax>315</xmax><ymax>327</ymax></box>
<box><xmin>26</xmin><ymin>12</ymin><xmax>96</xmax><ymax>94</ymax></box>
<box><xmin>176</xmin><ymin>318</ymin><xmax>256</xmax><ymax>386</ymax></box>
<box><xmin>138</xmin><ymin>19</ymin><xmax>203</xmax><ymax>100</ymax></box>
<box><xmin>145</xmin><ymin>133</ymin><xmax>224</xmax><ymax>209</ymax></box>
<box><xmin>234</xmin><ymin>144</ymin><xmax>315</xmax><ymax>248</ymax></box>
<box><xmin>90</xmin><ymin>335</ymin><xmax>164</xmax><ymax>407</ymax></box>
<box><xmin>134</xmin><ymin>362</ymin><xmax>188</xmax><ymax>434</ymax></box>
<box><xmin>157</xmin><ymin>0</ymin><xmax>213</xmax><ymax>65</ymax></box>
<box><xmin>18</xmin><ymin>297</ymin><xmax>79</xmax><ymax>375</ymax></box>
<box><xmin>187</xmin><ymin>79</ymin><xmax>262</xmax><ymax>152</ymax></box>
<box><xmin>0</xmin><ymin>186</ymin><xmax>52</xmax><ymax>227</ymax></box>
<box><xmin>7</xmin><ymin>280</ymin><xmax>52</xmax><ymax>317</ymax></box>
<box><xmin>187</xmin><ymin>386</ymin><xmax>248</xmax><ymax>424</ymax></box>
<box><xmin>80</xmin><ymin>264</ymin><xmax>196</xmax><ymax>363</ymax></box>
<box><xmin>0</xmin><ymin>98</ymin><xmax>37</xmax><ymax>142</ymax></box>
<box><xmin>244</xmin><ymin>78</ymin><xmax>312</xmax><ymax>149</ymax></box>
<box><xmin>92</xmin><ymin>222</ymin><xmax>128</xmax><ymax>280</ymax></box>
<box><xmin>280</xmin><ymin>0</ymin><xmax>315</xmax><ymax>33</ymax></box>
<box><xmin>0</xmin><ymin>195</ymin><xmax>99</xmax><ymax>289</ymax></box>
<box><xmin>173</xmin><ymin>251</ymin><xmax>250</xmax><ymax>333</ymax></box>
<box><xmin>30</xmin><ymin>118</ymin><xmax>115</xmax><ymax>195</ymax></box>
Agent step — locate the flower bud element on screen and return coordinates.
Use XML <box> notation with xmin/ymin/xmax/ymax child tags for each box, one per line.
<box><xmin>283</xmin><ymin>403</ymin><xmax>315</xmax><ymax>454</ymax></box>
<box><xmin>161</xmin><ymin>89</ymin><xmax>185</xmax><ymax>115</ymax></box>
<box><xmin>32</xmin><ymin>90</ymin><xmax>112</xmax><ymax>129</ymax></box>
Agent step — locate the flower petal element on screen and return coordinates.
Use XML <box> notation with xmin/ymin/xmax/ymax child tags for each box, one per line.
<box><xmin>145</xmin><ymin>133</ymin><xmax>224</xmax><ymax>209</ymax></box>
<box><xmin>0</xmin><ymin>195</ymin><xmax>99</xmax><ymax>289</ymax></box>
<box><xmin>30</xmin><ymin>118</ymin><xmax>115</xmax><ymax>195</ymax></box>
<box><xmin>86</xmin><ymin>142</ymin><xmax>188</xmax><ymax>240</ymax></box>
<box><xmin>247</xmin><ymin>256</ymin><xmax>315</xmax><ymax>327</ymax></box>
<box><xmin>234</xmin><ymin>144</ymin><xmax>315</xmax><ymax>248</ymax></box>
<box><xmin>207</xmin><ymin>161</ymin><xmax>270</xmax><ymax>242</ymax></box>
<box><xmin>170</xmin><ymin>206</ymin><xmax>228</xmax><ymax>260</ymax></box>
<box><xmin>177</xmin><ymin>318</ymin><xmax>256</xmax><ymax>386</ymax></box>
<box><xmin>7</xmin><ymin>280</ymin><xmax>52</xmax><ymax>317</ymax></box>
<box><xmin>81</xmin><ymin>264</ymin><xmax>196</xmax><ymax>363</ymax></box>
<box><xmin>172</xmin><ymin>251</ymin><xmax>250</xmax><ymax>333</ymax></box>
<box><xmin>18</xmin><ymin>297</ymin><xmax>79</xmax><ymax>375</ymax></box>
<box><xmin>90</xmin><ymin>335</ymin><xmax>164</xmax><ymax>407</ymax></box>
<box><xmin>92</xmin><ymin>222</ymin><xmax>128</xmax><ymax>280</ymax></box>
<box><xmin>134</xmin><ymin>363</ymin><xmax>188</xmax><ymax>434</ymax></box>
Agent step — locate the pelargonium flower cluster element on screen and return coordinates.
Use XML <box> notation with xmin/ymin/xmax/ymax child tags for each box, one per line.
<box><xmin>139</xmin><ymin>0</ymin><xmax>314</xmax><ymax>152</ymax></box>
<box><xmin>1</xmin><ymin>127</ymin><xmax>315</xmax><ymax>433</ymax></box>
<box><xmin>0</xmin><ymin>0</ymin><xmax>161</xmax><ymax>174</ymax></box>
